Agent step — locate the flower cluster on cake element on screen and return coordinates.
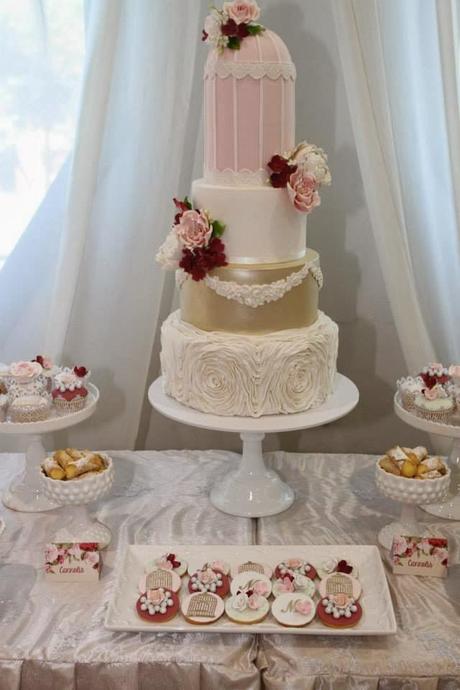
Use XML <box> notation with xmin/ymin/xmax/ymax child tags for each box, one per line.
<box><xmin>0</xmin><ymin>358</ymin><xmax>92</xmax><ymax>423</ymax></box>
<box><xmin>397</xmin><ymin>363</ymin><xmax>460</xmax><ymax>425</ymax></box>
<box><xmin>154</xmin><ymin>0</ymin><xmax>339</xmax><ymax>417</ymax></box>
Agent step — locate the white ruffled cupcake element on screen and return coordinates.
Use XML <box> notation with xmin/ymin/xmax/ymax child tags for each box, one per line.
<box><xmin>9</xmin><ymin>394</ymin><xmax>51</xmax><ymax>423</ymax></box>
<box><xmin>0</xmin><ymin>393</ymin><xmax>8</xmax><ymax>422</ymax></box>
<box><xmin>397</xmin><ymin>376</ymin><xmax>424</xmax><ymax>412</ymax></box>
<box><xmin>414</xmin><ymin>386</ymin><xmax>454</xmax><ymax>425</ymax></box>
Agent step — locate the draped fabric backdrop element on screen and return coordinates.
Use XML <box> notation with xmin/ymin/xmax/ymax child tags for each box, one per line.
<box><xmin>0</xmin><ymin>0</ymin><xmax>207</xmax><ymax>450</ymax></box>
<box><xmin>0</xmin><ymin>0</ymin><xmax>459</xmax><ymax>453</ymax></box>
<box><xmin>332</xmin><ymin>0</ymin><xmax>460</xmax><ymax>370</ymax></box>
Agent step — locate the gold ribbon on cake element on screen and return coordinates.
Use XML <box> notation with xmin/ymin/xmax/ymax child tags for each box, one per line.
<box><xmin>179</xmin><ymin>250</ymin><xmax>321</xmax><ymax>334</ymax></box>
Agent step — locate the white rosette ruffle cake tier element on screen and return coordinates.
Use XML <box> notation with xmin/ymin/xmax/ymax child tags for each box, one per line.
<box><xmin>161</xmin><ymin>310</ymin><xmax>338</xmax><ymax>417</ymax></box>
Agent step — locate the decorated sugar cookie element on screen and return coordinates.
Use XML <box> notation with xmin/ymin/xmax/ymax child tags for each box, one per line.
<box><xmin>274</xmin><ymin>558</ymin><xmax>317</xmax><ymax>580</ymax></box>
<box><xmin>317</xmin><ymin>572</ymin><xmax>363</xmax><ymax>627</ymax></box>
<box><xmin>147</xmin><ymin>552</ymin><xmax>188</xmax><ymax>577</ymax></box>
<box><xmin>138</xmin><ymin>568</ymin><xmax>181</xmax><ymax>594</ymax></box>
<box><xmin>181</xmin><ymin>592</ymin><xmax>225</xmax><ymax>625</ymax></box>
<box><xmin>272</xmin><ymin>571</ymin><xmax>316</xmax><ymax>598</ymax></box>
<box><xmin>230</xmin><ymin>572</ymin><xmax>272</xmax><ymax>598</ymax></box>
<box><xmin>316</xmin><ymin>557</ymin><xmax>358</xmax><ymax>580</ymax></box>
<box><xmin>225</xmin><ymin>592</ymin><xmax>270</xmax><ymax>624</ymax></box>
<box><xmin>317</xmin><ymin>597</ymin><xmax>362</xmax><ymax>628</ymax></box>
<box><xmin>188</xmin><ymin>566</ymin><xmax>230</xmax><ymax>597</ymax></box>
<box><xmin>231</xmin><ymin>561</ymin><xmax>273</xmax><ymax>579</ymax></box>
<box><xmin>187</xmin><ymin>559</ymin><xmax>231</xmax><ymax>577</ymax></box>
<box><xmin>271</xmin><ymin>593</ymin><xmax>316</xmax><ymax>628</ymax></box>
<box><xmin>318</xmin><ymin>572</ymin><xmax>362</xmax><ymax>602</ymax></box>
<box><xmin>136</xmin><ymin>588</ymin><xmax>179</xmax><ymax>623</ymax></box>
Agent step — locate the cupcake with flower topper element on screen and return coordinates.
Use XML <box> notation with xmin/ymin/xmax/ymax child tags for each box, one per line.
<box><xmin>32</xmin><ymin>355</ymin><xmax>60</xmax><ymax>393</ymax></box>
<box><xmin>413</xmin><ymin>363</ymin><xmax>454</xmax><ymax>424</ymax></box>
<box><xmin>7</xmin><ymin>360</ymin><xmax>47</xmax><ymax>399</ymax></box>
<box><xmin>52</xmin><ymin>366</ymin><xmax>90</xmax><ymax>415</ymax></box>
<box><xmin>448</xmin><ymin>365</ymin><xmax>460</xmax><ymax>412</ymax></box>
<box><xmin>396</xmin><ymin>376</ymin><xmax>425</xmax><ymax>412</ymax></box>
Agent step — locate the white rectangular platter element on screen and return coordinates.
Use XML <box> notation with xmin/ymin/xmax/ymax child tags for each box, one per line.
<box><xmin>104</xmin><ymin>544</ymin><xmax>397</xmax><ymax>636</ymax></box>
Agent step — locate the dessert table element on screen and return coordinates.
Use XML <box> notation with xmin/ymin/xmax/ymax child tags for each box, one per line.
<box><xmin>0</xmin><ymin>450</ymin><xmax>459</xmax><ymax>690</ymax></box>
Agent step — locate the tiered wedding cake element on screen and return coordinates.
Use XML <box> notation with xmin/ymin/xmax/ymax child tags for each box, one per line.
<box><xmin>157</xmin><ymin>1</ymin><xmax>338</xmax><ymax>417</ymax></box>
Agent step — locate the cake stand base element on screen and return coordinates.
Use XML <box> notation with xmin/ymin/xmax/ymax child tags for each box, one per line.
<box><xmin>210</xmin><ymin>433</ymin><xmax>294</xmax><ymax>518</ymax></box>
<box><xmin>53</xmin><ymin>505</ymin><xmax>111</xmax><ymax>549</ymax></box>
<box><xmin>149</xmin><ymin>374</ymin><xmax>359</xmax><ymax>518</ymax></box>
<box><xmin>2</xmin><ymin>435</ymin><xmax>58</xmax><ymax>512</ymax></box>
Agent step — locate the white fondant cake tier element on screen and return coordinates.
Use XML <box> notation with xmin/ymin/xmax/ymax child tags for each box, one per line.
<box><xmin>192</xmin><ymin>179</ymin><xmax>306</xmax><ymax>264</ymax></box>
<box><xmin>161</xmin><ymin>310</ymin><xmax>338</xmax><ymax>417</ymax></box>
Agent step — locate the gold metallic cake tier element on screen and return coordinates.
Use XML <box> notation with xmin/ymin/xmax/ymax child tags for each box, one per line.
<box><xmin>180</xmin><ymin>249</ymin><xmax>320</xmax><ymax>334</ymax></box>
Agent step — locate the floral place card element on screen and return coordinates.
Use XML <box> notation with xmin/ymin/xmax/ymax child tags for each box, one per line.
<box><xmin>45</xmin><ymin>542</ymin><xmax>101</xmax><ymax>581</ymax></box>
<box><xmin>391</xmin><ymin>536</ymin><xmax>448</xmax><ymax>577</ymax></box>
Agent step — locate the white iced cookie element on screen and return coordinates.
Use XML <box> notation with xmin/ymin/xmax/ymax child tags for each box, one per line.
<box><xmin>318</xmin><ymin>573</ymin><xmax>362</xmax><ymax>603</ymax></box>
<box><xmin>271</xmin><ymin>593</ymin><xmax>316</xmax><ymax>628</ymax></box>
<box><xmin>231</xmin><ymin>561</ymin><xmax>273</xmax><ymax>579</ymax></box>
<box><xmin>146</xmin><ymin>553</ymin><xmax>188</xmax><ymax>577</ymax></box>
<box><xmin>225</xmin><ymin>592</ymin><xmax>270</xmax><ymax>624</ymax></box>
<box><xmin>316</xmin><ymin>558</ymin><xmax>358</xmax><ymax>580</ymax></box>
<box><xmin>138</xmin><ymin>568</ymin><xmax>181</xmax><ymax>594</ymax></box>
<box><xmin>181</xmin><ymin>592</ymin><xmax>224</xmax><ymax>625</ymax></box>
<box><xmin>187</xmin><ymin>559</ymin><xmax>231</xmax><ymax>577</ymax></box>
<box><xmin>272</xmin><ymin>573</ymin><xmax>316</xmax><ymax>598</ymax></box>
<box><xmin>230</xmin><ymin>572</ymin><xmax>272</xmax><ymax>598</ymax></box>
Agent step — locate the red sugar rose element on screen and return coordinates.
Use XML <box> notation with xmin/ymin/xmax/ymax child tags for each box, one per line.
<box><xmin>267</xmin><ymin>154</ymin><xmax>297</xmax><ymax>188</ymax></box>
<box><xmin>180</xmin><ymin>237</ymin><xmax>227</xmax><ymax>281</ymax></box>
<box><xmin>221</xmin><ymin>18</ymin><xmax>250</xmax><ymax>39</ymax></box>
<box><xmin>73</xmin><ymin>366</ymin><xmax>88</xmax><ymax>378</ymax></box>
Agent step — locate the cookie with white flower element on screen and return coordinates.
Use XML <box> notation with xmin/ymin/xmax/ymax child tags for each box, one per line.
<box><xmin>272</xmin><ymin>571</ymin><xmax>316</xmax><ymax>598</ymax></box>
<box><xmin>225</xmin><ymin>592</ymin><xmax>270</xmax><ymax>624</ymax></box>
<box><xmin>146</xmin><ymin>552</ymin><xmax>188</xmax><ymax>577</ymax></box>
<box><xmin>138</xmin><ymin>568</ymin><xmax>181</xmax><ymax>594</ymax></box>
<box><xmin>182</xmin><ymin>592</ymin><xmax>225</xmax><ymax>625</ymax></box>
<box><xmin>316</xmin><ymin>557</ymin><xmax>358</xmax><ymax>580</ymax></box>
<box><xmin>271</xmin><ymin>593</ymin><xmax>316</xmax><ymax>628</ymax></box>
<box><xmin>230</xmin><ymin>572</ymin><xmax>272</xmax><ymax>598</ymax></box>
<box><xmin>231</xmin><ymin>561</ymin><xmax>272</xmax><ymax>579</ymax></box>
<box><xmin>188</xmin><ymin>566</ymin><xmax>230</xmax><ymax>597</ymax></box>
<box><xmin>136</xmin><ymin>587</ymin><xmax>179</xmax><ymax>623</ymax></box>
<box><xmin>274</xmin><ymin>558</ymin><xmax>317</xmax><ymax>580</ymax></box>
<box><xmin>317</xmin><ymin>572</ymin><xmax>362</xmax><ymax>628</ymax></box>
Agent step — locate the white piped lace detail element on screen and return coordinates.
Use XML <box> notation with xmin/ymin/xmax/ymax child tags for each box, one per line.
<box><xmin>204</xmin><ymin>167</ymin><xmax>269</xmax><ymax>186</ymax></box>
<box><xmin>176</xmin><ymin>260</ymin><xmax>323</xmax><ymax>309</ymax></box>
<box><xmin>204</xmin><ymin>59</ymin><xmax>296</xmax><ymax>81</ymax></box>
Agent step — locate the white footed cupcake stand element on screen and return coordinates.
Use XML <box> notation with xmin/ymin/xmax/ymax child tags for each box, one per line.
<box><xmin>394</xmin><ymin>393</ymin><xmax>460</xmax><ymax>520</ymax></box>
<box><xmin>149</xmin><ymin>374</ymin><xmax>359</xmax><ymax>518</ymax></box>
<box><xmin>0</xmin><ymin>383</ymin><xmax>99</xmax><ymax>512</ymax></box>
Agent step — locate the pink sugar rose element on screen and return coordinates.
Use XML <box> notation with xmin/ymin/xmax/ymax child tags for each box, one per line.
<box><xmin>449</xmin><ymin>365</ymin><xmax>460</xmax><ymax>379</ymax></box>
<box><xmin>424</xmin><ymin>386</ymin><xmax>441</xmax><ymax>401</ymax></box>
<box><xmin>223</xmin><ymin>1</ymin><xmax>260</xmax><ymax>24</ymax></box>
<box><xmin>198</xmin><ymin>568</ymin><xmax>216</xmax><ymax>585</ymax></box>
<box><xmin>278</xmin><ymin>577</ymin><xmax>295</xmax><ymax>593</ymax></box>
<box><xmin>247</xmin><ymin>593</ymin><xmax>263</xmax><ymax>610</ymax></box>
<box><xmin>252</xmin><ymin>580</ymin><xmax>269</xmax><ymax>596</ymax></box>
<box><xmin>285</xmin><ymin>558</ymin><xmax>303</xmax><ymax>569</ymax></box>
<box><xmin>392</xmin><ymin>536</ymin><xmax>408</xmax><ymax>556</ymax></box>
<box><xmin>287</xmin><ymin>170</ymin><xmax>321</xmax><ymax>214</ymax></box>
<box><xmin>210</xmin><ymin>560</ymin><xmax>229</xmax><ymax>574</ymax></box>
<box><xmin>148</xmin><ymin>588</ymin><xmax>165</xmax><ymax>605</ymax></box>
<box><xmin>176</xmin><ymin>209</ymin><xmax>212</xmax><ymax>250</ymax></box>
<box><xmin>295</xmin><ymin>599</ymin><xmax>312</xmax><ymax>616</ymax></box>
<box><xmin>10</xmin><ymin>360</ymin><xmax>42</xmax><ymax>380</ymax></box>
<box><xmin>157</xmin><ymin>559</ymin><xmax>173</xmax><ymax>570</ymax></box>
<box><xmin>45</xmin><ymin>544</ymin><xmax>60</xmax><ymax>564</ymax></box>
<box><xmin>84</xmin><ymin>551</ymin><xmax>99</xmax><ymax>568</ymax></box>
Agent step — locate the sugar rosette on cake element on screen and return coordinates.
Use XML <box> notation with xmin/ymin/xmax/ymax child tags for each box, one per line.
<box><xmin>265</xmin><ymin>322</ymin><xmax>337</xmax><ymax>413</ymax></box>
<box><xmin>178</xmin><ymin>337</ymin><xmax>255</xmax><ymax>416</ymax></box>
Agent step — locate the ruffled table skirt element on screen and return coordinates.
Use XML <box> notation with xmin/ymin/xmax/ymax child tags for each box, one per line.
<box><xmin>0</xmin><ymin>450</ymin><xmax>458</xmax><ymax>690</ymax></box>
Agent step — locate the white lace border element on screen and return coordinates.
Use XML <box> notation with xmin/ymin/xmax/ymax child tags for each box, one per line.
<box><xmin>204</xmin><ymin>60</ymin><xmax>296</xmax><ymax>81</ymax></box>
<box><xmin>176</xmin><ymin>259</ymin><xmax>323</xmax><ymax>309</ymax></box>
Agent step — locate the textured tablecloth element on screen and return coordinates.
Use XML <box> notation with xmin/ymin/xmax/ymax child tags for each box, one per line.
<box><xmin>0</xmin><ymin>450</ymin><xmax>459</xmax><ymax>690</ymax></box>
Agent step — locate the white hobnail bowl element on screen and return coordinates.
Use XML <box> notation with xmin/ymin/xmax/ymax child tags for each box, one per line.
<box><xmin>375</xmin><ymin>461</ymin><xmax>451</xmax><ymax>505</ymax></box>
<box><xmin>40</xmin><ymin>453</ymin><xmax>114</xmax><ymax>506</ymax></box>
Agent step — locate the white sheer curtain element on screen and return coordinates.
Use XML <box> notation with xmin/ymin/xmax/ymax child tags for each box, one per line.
<box><xmin>332</xmin><ymin>0</ymin><xmax>460</xmax><ymax>371</ymax></box>
<box><xmin>0</xmin><ymin>0</ymin><xmax>206</xmax><ymax>449</ymax></box>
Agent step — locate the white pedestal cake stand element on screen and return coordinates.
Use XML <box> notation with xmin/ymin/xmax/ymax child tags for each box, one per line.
<box><xmin>149</xmin><ymin>374</ymin><xmax>359</xmax><ymax>518</ymax></box>
<box><xmin>394</xmin><ymin>393</ymin><xmax>460</xmax><ymax>520</ymax></box>
<box><xmin>0</xmin><ymin>383</ymin><xmax>99</xmax><ymax>512</ymax></box>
